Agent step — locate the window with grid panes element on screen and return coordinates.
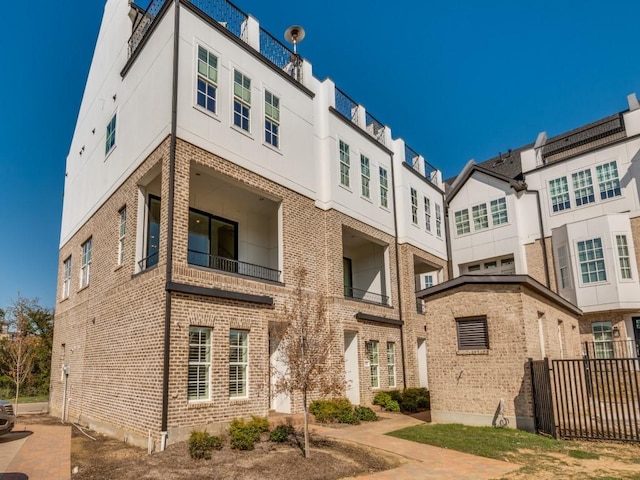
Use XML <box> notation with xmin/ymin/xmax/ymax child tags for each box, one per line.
<box><xmin>410</xmin><ymin>188</ymin><xmax>418</xmax><ymax>224</ymax></box>
<box><xmin>455</xmin><ymin>209</ymin><xmax>470</xmax><ymax>235</ymax></box>
<box><xmin>62</xmin><ymin>257</ymin><xmax>71</xmax><ymax>299</ymax></box>
<box><xmin>369</xmin><ymin>341</ymin><xmax>379</xmax><ymax>388</ymax></box>
<box><xmin>81</xmin><ymin>238</ymin><xmax>92</xmax><ymax>288</ymax></box>
<box><xmin>379</xmin><ymin>167</ymin><xmax>388</xmax><ymax>207</ymax></box>
<box><xmin>196</xmin><ymin>46</ymin><xmax>217</xmax><ymax>113</ymax></box>
<box><xmin>616</xmin><ymin>235</ymin><xmax>632</xmax><ymax>279</ymax></box>
<box><xmin>387</xmin><ymin>342</ymin><xmax>396</xmax><ymax>388</ymax></box>
<box><xmin>490</xmin><ymin>198</ymin><xmax>508</xmax><ymax>225</ymax></box>
<box><xmin>596</xmin><ymin>161</ymin><xmax>621</xmax><ymax>199</ymax></box>
<box><xmin>118</xmin><ymin>207</ymin><xmax>126</xmax><ymax>265</ymax></box>
<box><xmin>424</xmin><ymin>197</ymin><xmax>431</xmax><ymax>232</ymax></box>
<box><xmin>188</xmin><ymin>327</ymin><xmax>211</xmax><ymax>401</ymax></box>
<box><xmin>339</xmin><ymin>141</ymin><xmax>350</xmax><ymax>187</ymax></box>
<box><xmin>360</xmin><ymin>155</ymin><xmax>370</xmax><ymax>198</ymax></box>
<box><xmin>264</xmin><ymin>90</ymin><xmax>279</xmax><ymax>147</ymax></box>
<box><xmin>435</xmin><ymin>204</ymin><xmax>442</xmax><ymax>237</ymax></box>
<box><xmin>557</xmin><ymin>245</ymin><xmax>570</xmax><ymax>289</ymax></box>
<box><xmin>229</xmin><ymin>329</ymin><xmax>248</xmax><ymax>397</ymax></box>
<box><xmin>549</xmin><ymin>177</ymin><xmax>571</xmax><ymax>212</ymax></box>
<box><xmin>572</xmin><ymin>169</ymin><xmax>595</xmax><ymax>206</ymax></box>
<box><xmin>105</xmin><ymin>114</ymin><xmax>116</xmax><ymax>155</ymax></box>
<box><xmin>472</xmin><ymin>203</ymin><xmax>489</xmax><ymax>230</ymax></box>
<box><xmin>233</xmin><ymin>70</ymin><xmax>251</xmax><ymax>131</ymax></box>
<box><xmin>577</xmin><ymin>238</ymin><xmax>607</xmax><ymax>284</ymax></box>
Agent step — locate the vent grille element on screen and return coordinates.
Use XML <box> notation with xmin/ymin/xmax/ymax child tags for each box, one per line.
<box><xmin>456</xmin><ymin>317</ymin><xmax>489</xmax><ymax>350</ymax></box>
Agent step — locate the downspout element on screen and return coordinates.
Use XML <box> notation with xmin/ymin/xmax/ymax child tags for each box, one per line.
<box><xmin>443</xmin><ymin>202</ymin><xmax>453</xmax><ymax>281</ymax></box>
<box><xmin>161</xmin><ymin>0</ymin><xmax>180</xmax><ymax>451</ymax></box>
<box><xmin>388</xmin><ymin>152</ymin><xmax>407</xmax><ymax>390</ymax></box>
<box><xmin>524</xmin><ymin>186</ymin><xmax>551</xmax><ymax>289</ymax></box>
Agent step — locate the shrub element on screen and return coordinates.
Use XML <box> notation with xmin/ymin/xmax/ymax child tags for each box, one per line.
<box><xmin>309</xmin><ymin>398</ymin><xmax>353</xmax><ymax>424</ymax></box>
<box><xmin>402</xmin><ymin>388</ymin><xmax>430</xmax><ymax>410</ymax></box>
<box><xmin>228</xmin><ymin>416</ymin><xmax>269</xmax><ymax>451</ymax></box>
<box><xmin>400</xmin><ymin>396</ymin><xmax>419</xmax><ymax>413</ymax></box>
<box><xmin>270</xmin><ymin>423</ymin><xmax>295</xmax><ymax>443</ymax></box>
<box><xmin>247</xmin><ymin>416</ymin><xmax>270</xmax><ymax>435</ymax></box>
<box><xmin>384</xmin><ymin>399</ymin><xmax>400</xmax><ymax>412</ymax></box>
<box><xmin>372</xmin><ymin>391</ymin><xmax>391</xmax><ymax>407</ymax></box>
<box><xmin>387</xmin><ymin>390</ymin><xmax>403</xmax><ymax>403</ymax></box>
<box><xmin>189</xmin><ymin>430</ymin><xmax>222</xmax><ymax>459</ymax></box>
<box><xmin>354</xmin><ymin>406</ymin><xmax>378</xmax><ymax>422</ymax></box>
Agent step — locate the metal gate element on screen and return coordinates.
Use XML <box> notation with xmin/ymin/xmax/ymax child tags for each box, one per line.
<box><xmin>529</xmin><ymin>357</ymin><xmax>640</xmax><ymax>441</ymax></box>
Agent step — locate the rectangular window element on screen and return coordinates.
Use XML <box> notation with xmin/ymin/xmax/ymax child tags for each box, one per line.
<box><xmin>456</xmin><ymin>317</ymin><xmax>489</xmax><ymax>350</ymax></box>
<box><xmin>472</xmin><ymin>203</ymin><xmax>489</xmax><ymax>231</ymax></box>
<box><xmin>379</xmin><ymin>167</ymin><xmax>388</xmax><ymax>208</ymax></box>
<box><xmin>229</xmin><ymin>329</ymin><xmax>248</xmax><ymax>398</ymax></box>
<box><xmin>424</xmin><ymin>197</ymin><xmax>431</xmax><ymax>232</ymax></box>
<box><xmin>484</xmin><ymin>261</ymin><xmax>497</xmax><ymax>269</ymax></box>
<box><xmin>435</xmin><ymin>204</ymin><xmax>442</xmax><ymax>237</ymax></box>
<box><xmin>455</xmin><ymin>209</ymin><xmax>470</xmax><ymax>235</ymax></box>
<box><xmin>596</xmin><ymin>161</ymin><xmax>622</xmax><ymax>199</ymax></box>
<box><xmin>105</xmin><ymin>114</ymin><xmax>116</xmax><ymax>155</ymax></box>
<box><xmin>592</xmin><ymin>322</ymin><xmax>613</xmax><ymax>359</ymax></box>
<box><xmin>386</xmin><ymin>342</ymin><xmax>396</xmax><ymax>388</ymax></box>
<box><xmin>616</xmin><ymin>235</ymin><xmax>632</xmax><ymax>279</ymax></box>
<box><xmin>339</xmin><ymin>141</ymin><xmax>350</xmax><ymax>187</ymax></box>
<box><xmin>118</xmin><ymin>207</ymin><xmax>126</xmax><ymax>266</ymax></box>
<box><xmin>143</xmin><ymin>195</ymin><xmax>161</xmax><ymax>270</ymax></box>
<box><xmin>467</xmin><ymin>264</ymin><xmax>480</xmax><ymax>272</ymax></box>
<box><xmin>264</xmin><ymin>90</ymin><xmax>279</xmax><ymax>147</ymax></box>
<box><xmin>233</xmin><ymin>70</ymin><xmax>251</xmax><ymax>131</ymax></box>
<box><xmin>424</xmin><ymin>275</ymin><xmax>433</xmax><ymax>288</ymax></box>
<box><xmin>188</xmin><ymin>209</ymin><xmax>238</xmax><ymax>273</ymax></box>
<box><xmin>577</xmin><ymin>238</ymin><xmax>607</xmax><ymax>284</ymax></box>
<box><xmin>557</xmin><ymin>245</ymin><xmax>570</xmax><ymax>289</ymax></box>
<box><xmin>572</xmin><ymin>169</ymin><xmax>595</xmax><ymax>206</ymax></box>
<box><xmin>62</xmin><ymin>257</ymin><xmax>71</xmax><ymax>299</ymax></box>
<box><xmin>196</xmin><ymin>46</ymin><xmax>218</xmax><ymax>113</ymax></box>
<box><xmin>410</xmin><ymin>188</ymin><xmax>418</xmax><ymax>225</ymax></box>
<box><xmin>490</xmin><ymin>198</ymin><xmax>508</xmax><ymax>225</ymax></box>
<box><xmin>81</xmin><ymin>238</ymin><xmax>92</xmax><ymax>288</ymax></box>
<box><xmin>360</xmin><ymin>155</ymin><xmax>370</xmax><ymax>198</ymax></box>
<box><xmin>188</xmin><ymin>326</ymin><xmax>211</xmax><ymax>401</ymax></box>
<box><xmin>369</xmin><ymin>341</ymin><xmax>379</xmax><ymax>388</ymax></box>
<box><xmin>549</xmin><ymin>177</ymin><xmax>571</xmax><ymax>212</ymax></box>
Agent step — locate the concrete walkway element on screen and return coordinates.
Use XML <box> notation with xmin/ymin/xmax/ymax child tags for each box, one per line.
<box><xmin>312</xmin><ymin>414</ymin><xmax>520</xmax><ymax>480</ymax></box>
<box><xmin>0</xmin><ymin>423</ymin><xmax>70</xmax><ymax>480</ymax></box>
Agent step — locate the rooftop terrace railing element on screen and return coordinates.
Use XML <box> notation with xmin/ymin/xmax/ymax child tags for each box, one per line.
<box><xmin>129</xmin><ymin>0</ymin><xmax>169</xmax><ymax>56</ymax></box>
<box><xmin>404</xmin><ymin>144</ymin><xmax>420</xmax><ymax>169</ymax></box>
<box><xmin>366</xmin><ymin>111</ymin><xmax>386</xmax><ymax>145</ymax></box>
<box><xmin>259</xmin><ymin>27</ymin><xmax>302</xmax><ymax>82</ymax></box>
<box><xmin>335</xmin><ymin>87</ymin><xmax>359</xmax><ymax>125</ymax></box>
<box><xmin>188</xmin><ymin>0</ymin><xmax>248</xmax><ymax>40</ymax></box>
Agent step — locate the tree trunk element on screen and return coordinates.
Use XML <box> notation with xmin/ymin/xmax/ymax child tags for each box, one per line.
<box><xmin>303</xmin><ymin>390</ymin><xmax>309</xmax><ymax>458</ymax></box>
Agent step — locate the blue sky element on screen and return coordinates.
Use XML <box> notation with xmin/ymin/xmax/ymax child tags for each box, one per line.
<box><xmin>0</xmin><ymin>0</ymin><xmax>638</xmax><ymax>309</ymax></box>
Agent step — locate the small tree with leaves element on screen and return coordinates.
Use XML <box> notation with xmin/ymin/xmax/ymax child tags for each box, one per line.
<box><xmin>271</xmin><ymin>267</ymin><xmax>345</xmax><ymax>458</ymax></box>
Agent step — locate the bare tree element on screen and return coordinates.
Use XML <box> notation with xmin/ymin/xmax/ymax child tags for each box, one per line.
<box><xmin>271</xmin><ymin>267</ymin><xmax>345</xmax><ymax>458</ymax></box>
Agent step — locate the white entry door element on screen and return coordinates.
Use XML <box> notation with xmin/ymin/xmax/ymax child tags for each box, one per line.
<box><xmin>417</xmin><ymin>338</ymin><xmax>428</xmax><ymax>388</ymax></box>
<box><xmin>344</xmin><ymin>332</ymin><xmax>360</xmax><ymax>405</ymax></box>
<box><xmin>269</xmin><ymin>336</ymin><xmax>291</xmax><ymax>413</ymax></box>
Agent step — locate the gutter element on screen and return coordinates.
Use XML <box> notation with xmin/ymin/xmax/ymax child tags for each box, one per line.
<box><xmin>161</xmin><ymin>0</ymin><xmax>181</xmax><ymax>451</ymax></box>
<box><xmin>388</xmin><ymin>151</ymin><xmax>407</xmax><ymax>390</ymax></box>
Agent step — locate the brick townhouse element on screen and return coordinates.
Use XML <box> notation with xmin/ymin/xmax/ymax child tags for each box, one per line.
<box><xmin>51</xmin><ymin>0</ymin><xmax>640</xmax><ymax>448</ymax></box>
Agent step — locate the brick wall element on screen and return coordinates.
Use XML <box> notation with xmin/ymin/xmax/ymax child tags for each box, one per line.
<box><xmin>525</xmin><ymin>237</ymin><xmax>557</xmax><ymax>292</ymax></box>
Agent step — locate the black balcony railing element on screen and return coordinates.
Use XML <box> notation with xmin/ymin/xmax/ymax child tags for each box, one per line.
<box><xmin>129</xmin><ymin>0</ymin><xmax>169</xmax><ymax>56</ymax></box>
<box><xmin>365</xmin><ymin>111</ymin><xmax>386</xmax><ymax>145</ymax></box>
<box><xmin>188</xmin><ymin>0</ymin><xmax>248</xmax><ymax>39</ymax></box>
<box><xmin>344</xmin><ymin>286</ymin><xmax>389</xmax><ymax>306</ymax></box>
<box><xmin>404</xmin><ymin>144</ymin><xmax>420</xmax><ymax>169</ymax></box>
<box><xmin>138</xmin><ymin>251</ymin><xmax>159</xmax><ymax>271</ymax></box>
<box><xmin>335</xmin><ymin>88</ymin><xmax>359</xmax><ymax>125</ymax></box>
<box><xmin>188</xmin><ymin>250</ymin><xmax>281</xmax><ymax>282</ymax></box>
<box><xmin>259</xmin><ymin>27</ymin><xmax>302</xmax><ymax>81</ymax></box>
<box><xmin>584</xmin><ymin>340</ymin><xmax>640</xmax><ymax>359</ymax></box>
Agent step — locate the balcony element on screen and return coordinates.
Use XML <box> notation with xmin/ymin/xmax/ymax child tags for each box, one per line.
<box><xmin>404</xmin><ymin>143</ymin><xmax>439</xmax><ymax>186</ymax></box>
<box><xmin>343</xmin><ymin>227</ymin><xmax>390</xmax><ymax>307</ymax></box>
<box><xmin>334</xmin><ymin>87</ymin><xmax>387</xmax><ymax>147</ymax></box>
<box><xmin>188</xmin><ymin>165</ymin><xmax>281</xmax><ymax>283</ymax></box>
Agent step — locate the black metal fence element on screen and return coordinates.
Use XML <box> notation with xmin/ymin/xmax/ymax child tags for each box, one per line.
<box><xmin>530</xmin><ymin>357</ymin><xmax>640</xmax><ymax>441</ymax></box>
<box><xmin>583</xmin><ymin>340</ymin><xmax>640</xmax><ymax>359</ymax></box>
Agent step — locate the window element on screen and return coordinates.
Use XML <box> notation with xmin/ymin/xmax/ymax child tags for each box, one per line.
<box><xmin>62</xmin><ymin>257</ymin><xmax>71</xmax><ymax>299</ymax></box>
<box><xmin>596</xmin><ymin>161</ymin><xmax>621</xmax><ymax>199</ymax></box>
<box><xmin>233</xmin><ymin>70</ymin><xmax>251</xmax><ymax>131</ymax></box>
<box><xmin>188</xmin><ymin>327</ymin><xmax>211</xmax><ymax>401</ymax></box>
<box><xmin>592</xmin><ymin>322</ymin><xmax>613</xmax><ymax>359</ymax></box>
<box><xmin>188</xmin><ymin>209</ymin><xmax>238</xmax><ymax>273</ymax></box>
<box><xmin>616</xmin><ymin>235</ymin><xmax>632</xmax><ymax>279</ymax></box>
<box><xmin>379</xmin><ymin>167</ymin><xmax>388</xmax><ymax>208</ymax></box>
<box><xmin>143</xmin><ymin>195</ymin><xmax>161</xmax><ymax>269</ymax></box>
<box><xmin>490</xmin><ymin>198</ymin><xmax>508</xmax><ymax>225</ymax></box>
<box><xmin>424</xmin><ymin>275</ymin><xmax>433</xmax><ymax>288</ymax></box>
<box><xmin>435</xmin><ymin>205</ymin><xmax>442</xmax><ymax>237</ymax></box>
<box><xmin>117</xmin><ymin>207</ymin><xmax>126</xmax><ymax>266</ymax></box>
<box><xmin>549</xmin><ymin>177</ymin><xmax>571</xmax><ymax>212</ymax></box>
<box><xmin>572</xmin><ymin>169</ymin><xmax>595</xmax><ymax>206</ymax></box>
<box><xmin>456</xmin><ymin>317</ymin><xmax>489</xmax><ymax>350</ymax></box>
<box><xmin>455</xmin><ymin>209</ymin><xmax>470</xmax><ymax>235</ymax></box>
<box><xmin>369</xmin><ymin>341</ymin><xmax>379</xmax><ymax>388</ymax></box>
<box><xmin>484</xmin><ymin>261</ymin><xmax>497</xmax><ymax>269</ymax></box>
<box><xmin>264</xmin><ymin>90</ymin><xmax>279</xmax><ymax>147</ymax></box>
<box><xmin>339</xmin><ymin>141</ymin><xmax>350</xmax><ymax>187</ymax></box>
<box><xmin>387</xmin><ymin>342</ymin><xmax>396</xmax><ymax>388</ymax></box>
<box><xmin>105</xmin><ymin>114</ymin><xmax>116</xmax><ymax>155</ymax></box>
<box><xmin>467</xmin><ymin>264</ymin><xmax>480</xmax><ymax>272</ymax></box>
<box><xmin>229</xmin><ymin>329</ymin><xmax>248</xmax><ymax>398</ymax></box>
<box><xmin>410</xmin><ymin>188</ymin><xmax>418</xmax><ymax>225</ymax></box>
<box><xmin>577</xmin><ymin>238</ymin><xmax>607</xmax><ymax>284</ymax></box>
<box><xmin>196</xmin><ymin>46</ymin><xmax>218</xmax><ymax>113</ymax></box>
<box><xmin>557</xmin><ymin>245</ymin><xmax>570</xmax><ymax>289</ymax></box>
<box><xmin>424</xmin><ymin>197</ymin><xmax>431</xmax><ymax>232</ymax></box>
<box><xmin>472</xmin><ymin>203</ymin><xmax>489</xmax><ymax>231</ymax></box>
<box><xmin>360</xmin><ymin>155</ymin><xmax>370</xmax><ymax>198</ymax></box>
<box><xmin>81</xmin><ymin>238</ymin><xmax>92</xmax><ymax>288</ymax></box>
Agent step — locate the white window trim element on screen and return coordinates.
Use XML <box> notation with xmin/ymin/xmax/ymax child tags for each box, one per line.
<box><xmin>369</xmin><ymin>340</ymin><xmax>379</xmax><ymax>389</ymax></box>
<box><xmin>489</xmin><ymin>197</ymin><xmax>509</xmax><ymax>226</ymax></box>
<box><xmin>424</xmin><ymin>197</ymin><xmax>432</xmax><ymax>233</ymax></box>
<box><xmin>386</xmin><ymin>342</ymin><xmax>396</xmax><ymax>388</ymax></box>
<box><xmin>339</xmin><ymin>139</ymin><xmax>351</xmax><ymax>190</ymax></box>
<box><xmin>548</xmin><ymin>176</ymin><xmax>571</xmax><ymax>214</ymax></box>
<box><xmin>360</xmin><ymin>154</ymin><xmax>371</xmax><ymax>199</ymax></box>
<box><xmin>188</xmin><ymin>326</ymin><xmax>212</xmax><ymax>402</ymax></box>
<box><xmin>80</xmin><ymin>238</ymin><xmax>92</xmax><ymax>288</ymax></box>
<box><xmin>410</xmin><ymin>187</ymin><xmax>419</xmax><ymax>226</ymax></box>
<box><xmin>117</xmin><ymin>207</ymin><xmax>126</xmax><ymax>266</ymax></box>
<box><xmin>62</xmin><ymin>257</ymin><xmax>71</xmax><ymax>299</ymax></box>
<box><xmin>263</xmin><ymin>89</ymin><xmax>280</xmax><ymax>149</ymax></box>
<box><xmin>435</xmin><ymin>204</ymin><xmax>442</xmax><ymax>238</ymax></box>
<box><xmin>105</xmin><ymin>112</ymin><xmax>117</xmax><ymax>159</ymax></box>
<box><xmin>379</xmin><ymin>166</ymin><xmax>389</xmax><ymax>209</ymax></box>
<box><xmin>194</xmin><ymin>43</ymin><xmax>220</xmax><ymax>119</ymax></box>
<box><xmin>232</xmin><ymin>68</ymin><xmax>252</xmax><ymax>134</ymax></box>
<box><xmin>557</xmin><ymin>245</ymin><xmax>571</xmax><ymax>290</ymax></box>
<box><xmin>229</xmin><ymin>329</ymin><xmax>249</xmax><ymax>399</ymax></box>
<box><xmin>575</xmin><ymin>237</ymin><xmax>608</xmax><ymax>286</ymax></box>
<box><xmin>613</xmin><ymin>233</ymin><xmax>633</xmax><ymax>282</ymax></box>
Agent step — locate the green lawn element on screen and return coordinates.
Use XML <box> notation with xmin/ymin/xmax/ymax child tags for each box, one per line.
<box><xmin>1</xmin><ymin>395</ymin><xmax>49</xmax><ymax>404</ymax></box>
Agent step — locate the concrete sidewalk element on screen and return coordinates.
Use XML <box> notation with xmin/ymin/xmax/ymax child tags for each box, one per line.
<box><xmin>0</xmin><ymin>423</ymin><xmax>70</xmax><ymax>480</ymax></box>
<box><xmin>312</xmin><ymin>414</ymin><xmax>520</xmax><ymax>480</ymax></box>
